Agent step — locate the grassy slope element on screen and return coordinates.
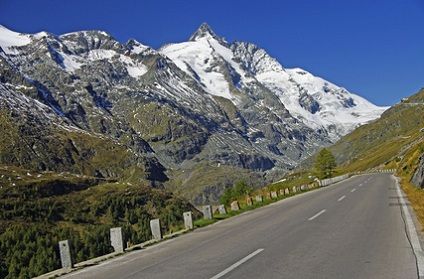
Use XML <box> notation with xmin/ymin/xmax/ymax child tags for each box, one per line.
<box><xmin>330</xmin><ymin>88</ymin><xmax>424</xmax><ymax>172</ymax></box>
<box><xmin>392</xmin><ymin>140</ymin><xmax>424</xmax><ymax>228</ymax></box>
<box><xmin>0</xmin><ymin>108</ymin><xmax>167</xmax><ymax>183</ymax></box>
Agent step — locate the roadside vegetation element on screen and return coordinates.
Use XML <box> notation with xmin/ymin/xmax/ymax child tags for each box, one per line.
<box><xmin>392</xmin><ymin>141</ymin><xmax>424</xmax><ymax>228</ymax></box>
<box><xmin>0</xmin><ymin>165</ymin><xmax>197</xmax><ymax>279</ymax></box>
<box><xmin>314</xmin><ymin>148</ymin><xmax>337</xmax><ymax>179</ymax></box>
<box><xmin>218</xmin><ymin>148</ymin><xmax>340</xmax><ymax>209</ymax></box>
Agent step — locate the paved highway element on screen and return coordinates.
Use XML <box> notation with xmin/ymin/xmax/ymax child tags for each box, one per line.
<box><xmin>62</xmin><ymin>174</ymin><xmax>419</xmax><ymax>279</ymax></box>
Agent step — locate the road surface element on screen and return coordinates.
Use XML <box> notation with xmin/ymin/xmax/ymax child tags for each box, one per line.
<box><xmin>62</xmin><ymin>174</ymin><xmax>419</xmax><ymax>279</ymax></box>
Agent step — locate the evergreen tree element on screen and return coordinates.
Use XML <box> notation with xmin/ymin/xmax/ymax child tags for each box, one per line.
<box><xmin>314</xmin><ymin>148</ymin><xmax>337</xmax><ymax>179</ymax></box>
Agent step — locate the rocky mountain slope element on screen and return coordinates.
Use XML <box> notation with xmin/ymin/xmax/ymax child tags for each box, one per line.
<box><xmin>412</xmin><ymin>154</ymin><xmax>424</xmax><ymax>187</ymax></box>
<box><xmin>161</xmin><ymin>24</ymin><xmax>386</xmax><ymax>141</ymax></box>
<box><xmin>0</xmin><ymin>23</ymin><xmax>386</xmax><ymax>203</ymax></box>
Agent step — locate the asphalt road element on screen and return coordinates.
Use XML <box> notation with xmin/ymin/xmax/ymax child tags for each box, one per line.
<box><xmin>62</xmin><ymin>174</ymin><xmax>419</xmax><ymax>279</ymax></box>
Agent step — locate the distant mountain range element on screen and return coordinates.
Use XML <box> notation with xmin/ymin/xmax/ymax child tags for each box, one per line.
<box><xmin>0</xmin><ymin>23</ymin><xmax>387</xmax><ymax>203</ymax></box>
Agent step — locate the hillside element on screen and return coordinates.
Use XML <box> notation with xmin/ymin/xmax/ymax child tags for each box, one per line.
<box><xmin>329</xmin><ymin>88</ymin><xmax>424</xmax><ymax>172</ymax></box>
<box><xmin>0</xmin><ymin>165</ymin><xmax>196</xmax><ymax>278</ymax></box>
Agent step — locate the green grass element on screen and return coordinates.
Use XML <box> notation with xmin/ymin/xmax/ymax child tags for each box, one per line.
<box><xmin>193</xmin><ymin>218</ymin><xmax>217</xmax><ymax>228</ymax></box>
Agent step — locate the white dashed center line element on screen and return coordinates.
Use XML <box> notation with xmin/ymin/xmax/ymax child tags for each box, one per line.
<box><xmin>337</xmin><ymin>195</ymin><xmax>346</xmax><ymax>202</ymax></box>
<box><xmin>351</xmin><ymin>188</ymin><xmax>356</xmax><ymax>193</ymax></box>
<box><xmin>210</xmin><ymin>249</ymin><xmax>264</xmax><ymax>279</ymax></box>
<box><xmin>308</xmin><ymin>209</ymin><xmax>326</xmax><ymax>221</ymax></box>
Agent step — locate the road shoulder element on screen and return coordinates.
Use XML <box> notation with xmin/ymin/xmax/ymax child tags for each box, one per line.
<box><xmin>393</xmin><ymin>175</ymin><xmax>424</xmax><ymax>278</ymax></box>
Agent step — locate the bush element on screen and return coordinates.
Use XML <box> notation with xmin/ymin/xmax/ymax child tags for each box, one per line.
<box><xmin>219</xmin><ymin>181</ymin><xmax>252</xmax><ymax>205</ymax></box>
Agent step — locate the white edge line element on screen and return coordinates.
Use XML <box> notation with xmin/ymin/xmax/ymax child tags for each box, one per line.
<box><xmin>393</xmin><ymin>176</ymin><xmax>424</xmax><ymax>277</ymax></box>
<box><xmin>337</xmin><ymin>195</ymin><xmax>346</xmax><ymax>202</ymax></box>
<box><xmin>209</xmin><ymin>248</ymin><xmax>264</xmax><ymax>279</ymax></box>
<box><xmin>308</xmin><ymin>209</ymin><xmax>326</xmax><ymax>221</ymax></box>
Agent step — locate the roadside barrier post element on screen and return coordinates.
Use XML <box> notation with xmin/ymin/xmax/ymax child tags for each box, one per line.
<box><xmin>203</xmin><ymin>205</ymin><xmax>213</xmax><ymax>220</ymax></box>
<box><xmin>150</xmin><ymin>219</ymin><xmax>162</xmax><ymax>240</ymax></box>
<box><xmin>110</xmin><ymin>227</ymin><xmax>124</xmax><ymax>253</ymax></box>
<box><xmin>231</xmin><ymin>201</ymin><xmax>240</xmax><ymax>211</ymax></box>
<box><xmin>59</xmin><ymin>240</ymin><xmax>72</xmax><ymax>269</ymax></box>
<box><xmin>183</xmin><ymin>212</ymin><xmax>193</xmax><ymax>230</ymax></box>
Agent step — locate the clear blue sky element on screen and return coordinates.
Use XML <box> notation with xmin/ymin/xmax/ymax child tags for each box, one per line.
<box><xmin>1</xmin><ymin>0</ymin><xmax>423</xmax><ymax>106</ymax></box>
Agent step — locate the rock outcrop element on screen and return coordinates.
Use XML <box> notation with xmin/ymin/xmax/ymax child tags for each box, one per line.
<box><xmin>412</xmin><ymin>154</ymin><xmax>424</xmax><ymax>188</ymax></box>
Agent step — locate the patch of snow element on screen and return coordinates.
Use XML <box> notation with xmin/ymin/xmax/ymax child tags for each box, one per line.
<box><xmin>128</xmin><ymin>40</ymin><xmax>150</xmax><ymax>54</ymax></box>
<box><xmin>126</xmin><ymin>65</ymin><xmax>147</xmax><ymax>77</ymax></box>
<box><xmin>32</xmin><ymin>31</ymin><xmax>49</xmax><ymax>40</ymax></box>
<box><xmin>260</xmin><ymin>67</ymin><xmax>388</xmax><ymax>139</ymax></box>
<box><xmin>160</xmin><ymin>35</ymin><xmax>251</xmax><ymax>104</ymax></box>
<box><xmin>59</xmin><ymin>52</ymin><xmax>84</xmax><ymax>72</ymax></box>
<box><xmin>161</xmin><ymin>40</ymin><xmax>233</xmax><ymax>100</ymax></box>
<box><xmin>0</xmin><ymin>25</ymin><xmax>32</xmax><ymax>54</ymax></box>
<box><xmin>86</xmin><ymin>49</ymin><xmax>117</xmax><ymax>60</ymax></box>
<box><xmin>119</xmin><ymin>55</ymin><xmax>148</xmax><ymax>78</ymax></box>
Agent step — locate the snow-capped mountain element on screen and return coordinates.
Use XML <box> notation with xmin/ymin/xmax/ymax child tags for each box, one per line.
<box><xmin>161</xmin><ymin>23</ymin><xmax>387</xmax><ymax>141</ymax></box>
<box><xmin>0</xmin><ymin>23</ymin><xmax>386</xmax><ymax>203</ymax></box>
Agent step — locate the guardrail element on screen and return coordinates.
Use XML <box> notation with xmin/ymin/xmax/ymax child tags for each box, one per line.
<box><xmin>319</xmin><ymin>174</ymin><xmax>350</xmax><ymax>187</ymax></box>
<box><xmin>318</xmin><ymin>169</ymin><xmax>396</xmax><ymax>187</ymax></box>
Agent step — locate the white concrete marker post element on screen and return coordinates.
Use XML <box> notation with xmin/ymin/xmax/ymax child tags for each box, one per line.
<box><xmin>203</xmin><ymin>205</ymin><xmax>213</xmax><ymax>220</ymax></box>
<box><xmin>255</xmin><ymin>195</ymin><xmax>263</xmax><ymax>202</ymax></box>
<box><xmin>59</xmin><ymin>240</ymin><xmax>72</xmax><ymax>269</ymax></box>
<box><xmin>246</xmin><ymin>196</ymin><xmax>253</xmax><ymax>206</ymax></box>
<box><xmin>150</xmin><ymin>219</ymin><xmax>162</xmax><ymax>240</ymax></box>
<box><xmin>183</xmin><ymin>211</ymin><xmax>193</xmax><ymax>230</ymax></box>
<box><xmin>110</xmin><ymin>227</ymin><xmax>124</xmax><ymax>253</ymax></box>
<box><xmin>231</xmin><ymin>201</ymin><xmax>240</xmax><ymax>211</ymax></box>
<box><xmin>218</xmin><ymin>204</ymin><xmax>227</xmax><ymax>214</ymax></box>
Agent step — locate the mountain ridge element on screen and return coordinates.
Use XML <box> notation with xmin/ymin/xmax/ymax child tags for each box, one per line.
<box><xmin>0</xmin><ymin>23</ymin><xmax>387</xmax><ymax>203</ymax></box>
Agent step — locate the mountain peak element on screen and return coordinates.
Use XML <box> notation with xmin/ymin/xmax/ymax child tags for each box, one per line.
<box><xmin>126</xmin><ymin>39</ymin><xmax>153</xmax><ymax>54</ymax></box>
<box><xmin>189</xmin><ymin>23</ymin><xmax>223</xmax><ymax>43</ymax></box>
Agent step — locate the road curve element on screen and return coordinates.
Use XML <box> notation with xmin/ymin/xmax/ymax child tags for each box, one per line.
<box><xmin>62</xmin><ymin>174</ymin><xmax>418</xmax><ymax>279</ymax></box>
